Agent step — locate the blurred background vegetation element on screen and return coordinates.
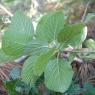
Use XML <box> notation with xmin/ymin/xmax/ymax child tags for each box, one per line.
<box><xmin>0</xmin><ymin>0</ymin><xmax>95</xmax><ymax>38</ymax></box>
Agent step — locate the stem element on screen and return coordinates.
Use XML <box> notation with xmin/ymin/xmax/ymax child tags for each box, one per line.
<box><xmin>81</xmin><ymin>1</ymin><xmax>90</xmax><ymax>22</ymax></box>
<box><xmin>69</xmin><ymin>50</ymin><xmax>95</xmax><ymax>53</ymax></box>
<box><xmin>64</xmin><ymin>48</ymin><xmax>95</xmax><ymax>53</ymax></box>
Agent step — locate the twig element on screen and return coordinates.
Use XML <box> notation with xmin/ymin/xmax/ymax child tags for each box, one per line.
<box><xmin>0</xmin><ymin>4</ymin><xmax>13</xmax><ymax>17</ymax></box>
<box><xmin>70</xmin><ymin>51</ymin><xmax>95</xmax><ymax>53</ymax></box>
<box><xmin>64</xmin><ymin>48</ymin><xmax>95</xmax><ymax>53</ymax></box>
<box><xmin>81</xmin><ymin>1</ymin><xmax>90</xmax><ymax>22</ymax></box>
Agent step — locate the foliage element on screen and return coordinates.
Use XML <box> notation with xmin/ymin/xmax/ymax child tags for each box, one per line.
<box><xmin>0</xmin><ymin>0</ymin><xmax>95</xmax><ymax>94</ymax></box>
<box><xmin>2</xmin><ymin>11</ymin><xmax>34</xmax><ymax>57</ymax></box>
<box><xmin>66</xmin><ymin>82</ymin><xmax>95</xmax><ymax>95</ymax></box>
<box><xmin>0</xmin><ymin>49</ymin><xmax>17</xmax><ymax>62</ymax></box>
<box><xmin>4</xmin><ymin>80</ymin><xmax>21</xmax><ymax>95</ymax></box>
<box><xmin>85</xmin><ymin>39</ymin><xmax>95</xmax><ymax>49</ymax></box>
<box><xmin>4</xmin><ymin>80</ymin><xmax>30</xmax><ymax>95</ymax></box>
<box><xmin>1</xmin><ymin>10</ymin><xmax>86</xmax><ymax>94</ymax></box>
<box><xmin>45</xmin><ymin>59</ymin><xmax>73</xmax><ymax>93</ymax></box>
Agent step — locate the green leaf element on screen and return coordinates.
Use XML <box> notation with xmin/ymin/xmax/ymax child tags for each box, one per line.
<box><xmin>45</xmin><ymin>59</ymin><xmax>73</xmax><ymax>93</ymax></box>
<box><xmin>81</xmin><ymin>26</ymin><xmax>87</xmax><ymax>42</ymax></box>
<box><xmin>2</xmin><ymin>11</ymin><xmax>34</xmax><ymax>57</ymax></box>
<box><xmin>84</xmin><ymin>83</ymin><xmax>95</xmax><ymax>95</ymax></box>
<box><xmin>4</xmin><ymin>80</ymin><xmax>21</xmax><ymax>95</ymax></box>
<box><xmin>0</xmin><ymin>49</ymin><xmax>17</xmax><ymax>62</ymax></box>
<box><xmin>57</xmin><ymin>23</ymin><xmax>85</xmax><ymax>47</ymax></box>
<box><xmin>24</xmin><ymin>39</ymin><xmax>49</xmax><ymax>55</ymax></box>
<box><xmin>85</xmin><ymin>39</ymin><xmax>95</xmax><ymax>49</ymax></box>
<box><xmin>84</xmin><ymin>13</ymin><xmax>95</xmax><ymax>23</ymax></box>
<box><xmin>66</xmin><ymin>83</ymin><xmax>82</xmax><ymax>95</ymax></box>
<box><xmin>21</xmin><ymin>56</ymin><xmax>38</xmax><ymax>87</ymax></box>
<box><xmin>4</xmin><ymin>80</ymin><xmax>17</xmax><ymax>91</ymax></box>
<box><xmin>33</xmin><ymin>49</ymin><xmax>55</xmax><ymax>76</ymax></box>
<box><xmin>36</xmin><ymin>11</ymin><xmax>64</xmax><ymax>43</ymax></box>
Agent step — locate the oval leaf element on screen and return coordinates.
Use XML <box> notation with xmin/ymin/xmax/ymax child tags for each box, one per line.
<box><xmin>33</xmin><ymin>49</ymin><xmax>55</xmax><ymax>76</ymax></box>
<box><xmin>45</xmin><ymin>59</ymin><xmax>73</xmax><ymax>93</ymax></box>
<box><xmin>2</xmin><ymin>11</ymin><xmax>34</xmax><ymax>57</ymax></box>
<box><xmin>36</xmin><ymin>11</ymin><xmax>64</xmax><ymax>42</ymax></box>
<box><xmin>57</xmin><ymin>23</ymin><xmax>85</xmax><ymax>47</ymax></box>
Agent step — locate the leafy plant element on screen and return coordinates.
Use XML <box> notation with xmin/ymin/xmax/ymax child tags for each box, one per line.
<box><xmin>66</xmin><ymin>81</ymin><xmax>95</xmax><ymax>95</ymax></box>
<box><xmin>4</xmin><ymin>80</ymin><xmax>21</xmax><ymax>95</ymax></box>
<box><xmin>1</xmin><ymin>10</ymin><xmax>86</xmax><ymax>94</ymax></box>
<box><xmin>4</xmin><ymin>79</ymin><xmax>30</xmax><ymax>95</ymax></box>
